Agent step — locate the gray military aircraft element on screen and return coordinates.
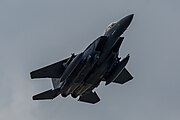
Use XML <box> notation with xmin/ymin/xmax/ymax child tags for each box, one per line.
<box><xmin>30</xmin><ymin>14</ymin><xmax>134</xmax><ymax>104</ymax></box>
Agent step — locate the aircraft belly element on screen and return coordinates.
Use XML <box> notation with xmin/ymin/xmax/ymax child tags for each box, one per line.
<box><xmin>76</xmin><ymin>63</ymin><xmax>108</xmax><ymax>95</ymax></box>
<box><xmin>31</xmin><ymin>14</ymin><xmax>134</xmax><ymax>103</ymax></box>
<box><xmin>73</xmin><ymin>56</ymin><xmax>95</xmax><ymax>83</ymax></box>
<box><xmin>76</xmin><ymin>53</ymin><xmax>117</xmax><ymax>94</ymax></box>
<box><xmin>72</xmin><ymin>83</ymin><xmax>93</xmax><ymax>96</ymax></box>
<box><xmin>60</xmin><ymin>55</ymin><xmax>97</xmax><ymax>96</ymax></box>
<box><xmin>86</xmin><ymin>53</ymin><xmax>117</xmax><ymax>84</ymax></box>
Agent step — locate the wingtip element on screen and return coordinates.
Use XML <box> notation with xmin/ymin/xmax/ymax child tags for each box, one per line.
<box><xmin>30</xmin><ymin>72</ymin><xmax>33</xmax><ymax>79</ymax></box>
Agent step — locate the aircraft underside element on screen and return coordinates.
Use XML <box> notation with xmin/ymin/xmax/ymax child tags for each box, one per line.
<box><xmin>30</xmin><ymin>14</ymin><xmax>134</xmax><ymax>104</ymax></box>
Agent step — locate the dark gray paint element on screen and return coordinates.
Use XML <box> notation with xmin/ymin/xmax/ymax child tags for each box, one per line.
<box><xmin>0</xmin><ymin>0</ymin><xmax>180</xmax><ymax>119</ymax></box>
<box><xmin>31</xmin><ymin>14</ymin><xmax>133</xmax><ymax>103</ymax></box>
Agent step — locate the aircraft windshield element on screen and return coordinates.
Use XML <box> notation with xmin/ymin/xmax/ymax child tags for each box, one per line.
<box><xmin>106</xmin><ymin>22</ymin><xmax>117</xmax><ymax>31</ymax></box>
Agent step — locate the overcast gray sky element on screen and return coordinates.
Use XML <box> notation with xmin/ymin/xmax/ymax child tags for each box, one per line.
<box><xmin>0</xmin><ymin>0</ymin><xmax>180</xmax><ymax>120</ymax></box>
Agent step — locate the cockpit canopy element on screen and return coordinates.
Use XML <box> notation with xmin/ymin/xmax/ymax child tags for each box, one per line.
<box><xmin>106</xmin><ymin>22</ymin><xmax>117</xmax><ymax>31</ymax></box>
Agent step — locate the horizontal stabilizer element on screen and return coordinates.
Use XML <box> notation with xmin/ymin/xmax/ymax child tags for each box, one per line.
<box><xmin>33</xmin><ymin>88</ymin><xmax>60</xmax><ymax>100</ymax></box>
<box><xmin>30</xmin><ymin>58</ymin><xmax>69</xmax><ymax>79</ymax></box>
<box><xmin>113</xmin><ymin>68</ymin><xmax>133</xmax><ymax>84</ymax></box>
<box><xmin>78</xmin><ymin>91</ymin><xmax>100</xmax><ymax>104</ymax></box>
<box><xmin>95</xmin><ymin>36</ymin><xmax>108</xmax><ymax>52</ymax></box>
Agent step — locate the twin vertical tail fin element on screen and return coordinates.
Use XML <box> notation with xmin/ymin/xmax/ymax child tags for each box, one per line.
<box><xmin>51</xmin><ymin>78</ymin><xmax>62</xmax><ymax>89</ymax></box>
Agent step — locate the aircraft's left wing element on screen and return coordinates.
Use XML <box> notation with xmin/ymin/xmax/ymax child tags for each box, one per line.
<box><xmin>30</xmin><ymin>57</ymin><xmax>69</xmax><ymax>79</ymax></box>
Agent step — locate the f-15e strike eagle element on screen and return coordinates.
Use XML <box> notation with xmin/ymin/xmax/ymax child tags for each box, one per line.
<box><xmin>30</xmin><ymin>14</ymin><xmax>134</xmax><ymax>104</ymax></box>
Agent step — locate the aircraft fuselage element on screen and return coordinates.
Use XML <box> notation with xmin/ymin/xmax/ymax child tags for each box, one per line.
<box><xmin>59</xmin><ymin>14</ymin><xmax>134</xmax><ymax>98</ymax></box>
<box><xmin>31</xmin><ymin>14</ymin><xmax>134</xmax><ymax>104</ymax></box>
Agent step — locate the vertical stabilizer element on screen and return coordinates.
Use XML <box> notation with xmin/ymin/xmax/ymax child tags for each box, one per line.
<box><xmin>51</xmin><ymin>78</ymin><xmax>62</xmax><ymax>89</ymax></box>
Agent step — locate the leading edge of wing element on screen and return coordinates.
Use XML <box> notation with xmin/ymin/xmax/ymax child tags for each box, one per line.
<box><xmin>30</xmin><ymin>58</ymin><xmax>69</xmax><ymax>79</ymax></box>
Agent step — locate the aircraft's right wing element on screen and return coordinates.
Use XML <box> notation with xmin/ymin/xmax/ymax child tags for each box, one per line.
<box><xmin>30</xmin><ymin>57</ymin><xmax>69</xmax><ymax>79</ymax></box>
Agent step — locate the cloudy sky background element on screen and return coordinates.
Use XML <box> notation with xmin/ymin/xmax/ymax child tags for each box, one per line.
<box><xmin>0</xmin><ymin>0</ymin><xmax>180</xmax><ymax>120</ymax></box>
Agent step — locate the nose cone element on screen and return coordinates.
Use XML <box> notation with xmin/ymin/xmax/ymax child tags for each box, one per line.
<box><xmin>117</xmin><ymin>14</ymin><xmax>134</xmax><ymax>29</ymax></box>
<box><xmin>104</xmin><ymin>14</ymin><xmax>134</xmax><ymax>39</ymax></box>
<box><xmin>125</xmin><ymin>14</ymin><xmax>134</xmax><ymax>21</ymax></box>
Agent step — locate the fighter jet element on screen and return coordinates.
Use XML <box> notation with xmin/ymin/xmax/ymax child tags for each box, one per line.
<box><xmin>30</xmin><ymin>14</ymin><xmax>134</xmax><ymax>104</ymax></box>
